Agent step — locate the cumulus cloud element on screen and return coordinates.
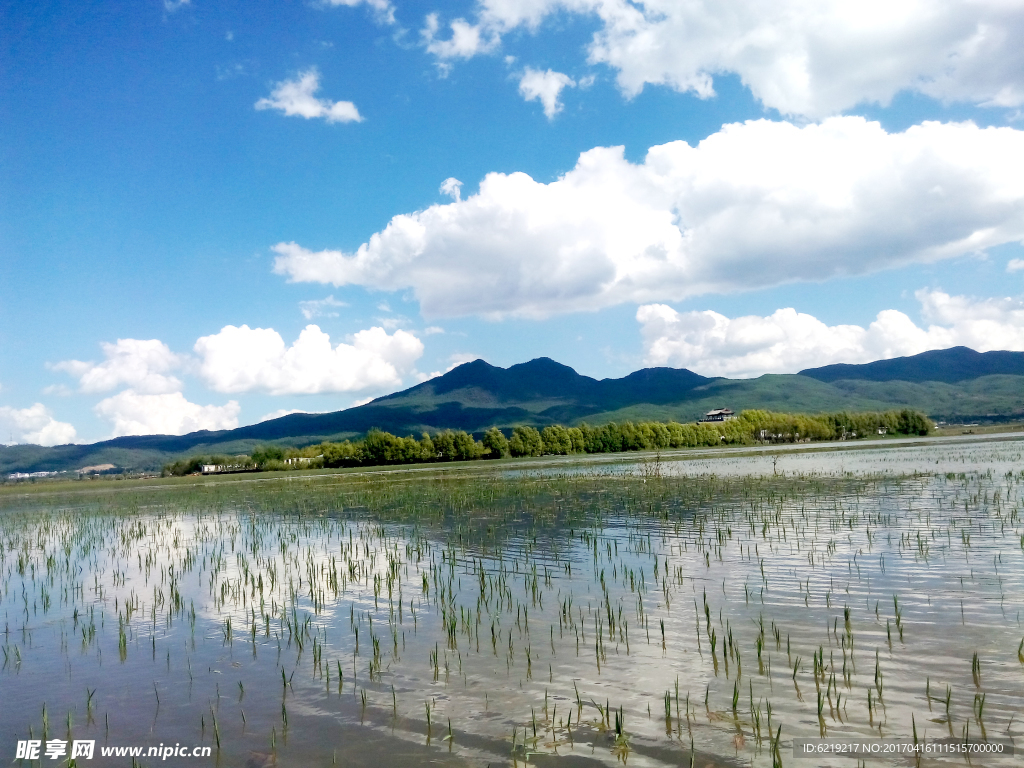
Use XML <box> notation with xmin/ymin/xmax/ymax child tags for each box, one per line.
<box><xmin>194</xmin><ymin>324</ymin><xmax>424</xmax><ymax>395</ymax></box>
<box><xmin>272</xmin><ymin>117</ymin><xmax>1024</xmax><ymax>319</ymax></box>
<box><xmin>917</xmin><ymin>290</ymin><xmax>1024</xmax><ymax>348</ymax></box>
<box><xmin>0</xmin><ymin>404</ymin><xmax>77</xmax><ymax>446</ymax></box>
<box><xmin>421</xmin><ymin>0</ymin><xmax>1024</xmax><ymax>117</ymax></box>
<box><xmin>255</xmin><ymin>68</ymin><xmax>362</xmax><ymax>123</ymax></box>
<box><xmin>421</xmin><ymin>13</ymin><xmax>499</xmax><ymax>64</ymax></box>
<box><xmin>518</xmin><ymin>68</ymin><xmax>575</xmax><ymax>118</ymax></box>
<box><xmin>53</xmin><ymin>338</ymin><xmax>184</xmax><ymax>394</ymax></box>
<box><xmin>637</xmin><ymin>289</ymin><xmax>1024</xmax><ymax>378</ymax></box>
<box><xmin>1008</xmin><ymin>258</ymin><xmax>1024</xmax><ymax>273</ymax></box>
<box><xmin>95</xmin><ymin>391</ymin><xmax>240</xmax><ymax>438</ymax></box>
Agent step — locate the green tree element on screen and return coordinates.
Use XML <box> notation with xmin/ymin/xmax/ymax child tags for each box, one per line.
<box><xmin>541</xmin><ymin>425</ymin><xmax>572</xmax><ymax>455</ymax></box>
<box><xmin>433</xmin><ymin>431</ymin><xmax>456</xmax><ymax>461</ymax></box>
<box><xmin>482</xmin><ymin>427</ymin><xmax>509</xmax><ymax>458</ymax></box>
<box><xmin>251</xmin><ymin>445</ymin><xmax>285</xmax><ymax>468</ymax></box>
<box><xmin>896</xmin><ymin>408</ymin><xmax>932</xmax><ymax>435</ymax></box>
<box><xmin>322</xmin><ymin>441</ymin><xmax>359</xmax><ymax>468</ymax></box>
<box><xmin>566</xmin><ymin>427</ymin><xmax>586</xmax><ymax>453</ymax></box>
<box><xmin>418</xmin><ymin>433</ymin><xmax>436</xmax><ymax>460</ymax></box>
<box><xmin>361</xmin><ymin>429</ymin><xmax>396</xmax><ymax>464</ymax></box>
<box><xmin>431</xmin><ymin>430</ymin><xmax>482</xmax><ymax>461</ymax></box>
<box><xmin>509</xmin><ymin>426</ymin><xmax>543</xmax><ymax>457</ymax></box>
<box><xmin>451</xmin><ymin>430</ymin><xmax>479</xmax><ymax>460</ymax></box>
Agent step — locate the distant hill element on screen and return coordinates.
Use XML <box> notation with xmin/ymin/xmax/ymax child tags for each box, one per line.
<box><xmin>374</xmin><ymin>357</ymin><xmax>713</xmax><ymax>415</ymax></box>
<box><xmin>800</xmin><ymin>346</ymin><xmax>1024</xmax><ymax>384</ymax></box>
<box><xmin>3</xmin><ymin>347</ymin><xmax>1023</xmax><ymax>475</ymax></box>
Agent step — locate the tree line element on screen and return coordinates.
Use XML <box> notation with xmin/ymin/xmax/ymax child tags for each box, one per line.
<box><xmin>162</xmin><ymin>408</ymin><xmax>932</xmax><ymax>475</ymax></box>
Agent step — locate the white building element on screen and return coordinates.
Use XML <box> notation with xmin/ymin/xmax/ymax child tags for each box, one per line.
<box><xmin>700</xmin><ymin>408</ymin><xmax>735</xmax><ymax>423</ymax></box>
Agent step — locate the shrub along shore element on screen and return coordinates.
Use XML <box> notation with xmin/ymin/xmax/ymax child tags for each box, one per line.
<box><xmin>162</xmin><ymin>408</ymin><xmax>932</xmax><ymax>476</ymax></box>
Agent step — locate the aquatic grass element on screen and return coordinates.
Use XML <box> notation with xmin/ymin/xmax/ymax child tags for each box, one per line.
<box><xmin>1</xmin><ymin>442</ymin><xmax>1023</xmax><ymax>765</ymax></box>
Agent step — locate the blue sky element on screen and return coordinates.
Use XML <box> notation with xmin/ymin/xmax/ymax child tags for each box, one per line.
<box><xmin>2</xmin><ymin>0</ymin><xmax>1024</xmax><ymax>445</ymax></box>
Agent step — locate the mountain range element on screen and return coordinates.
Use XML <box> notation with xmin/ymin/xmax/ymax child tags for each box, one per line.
<box><xmin>3</xmin><ymin>346</ymin><xmax>1023</xmax><ymax>475</ymax></box>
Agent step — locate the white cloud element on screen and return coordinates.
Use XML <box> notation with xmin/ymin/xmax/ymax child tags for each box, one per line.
<box><xmin>1008</xmin><ymin>258</ymin><xmax>1024</xmax><ymax>273</ymax></box>
<box><xmin>258</xmin><ymin>408</ymin><xmax>307</xmax><ymax>423</ymax></box>
<box><xmin>421</xmin><ymin>13</ymin><xmax>499</xmax><ymax>64</ymax></box>
<box><xmin>423</xmin><ymin>326</ymin><xmax>445</xmax><ymax>335</ymax></box>
<box><xmin>216</xmin><ymin>62</ymin><xmax>246</xmax><ymax>81</ymax></box>
<box><xmin>445</xmin><ymin>353</ymin><xmax>479</xmax><ymax>371</ymax></box>
<box><xmin>255</xmin><ymin>68</ymin><xmax>362</xmax><ymax>123</ymax></box>
<box><xmin>194</xmin><ymin>324</ymin><xmax>424</xmax><ymax>395</ymax></box>
<box><xmin>299</xmin><ymin>295</ymin><xmax>347</xmax><ymax>320</ymax></box>
<box><xmin>45</xmin><ymin>321</ymin><xmax>426</xmax><ymax>438</ymax></box>
<box><xmin>637</xmin><ymin>289</ymin><xmax>1024</xmax><ymax>378</ymax></box>
<box><xmin>518</xmin><ymin>67</ymin><xmax>575</xmax><ymax>118</ymax></box>
<box><xmin>399</xmin><ymin>349</ymin><xmax>472</xmax><ymax>385</ymax></box>
<box><xmin>439</xmin><ymin>177</ymin><xmax>463</xmax><ymax>201</ymax></box>
<box><xmin>95</xmin><ymin>391</ymin><xmax>240</xmax><ymax>438</ymax></box>
<box><xmin>53</xmin><ymin>338</ymin><xmax>184</xmax><ymax>394</ymax></box>
<box><xmin>376</xmin><ymin>315</ymin><xmax>408</xmax><ymax>330</ymax></box>
<box><xmin>421</xmin><ymin>0</ymin><xmax>1024</xmax><ymax>117</ymax></box>
<box><xmin>916</xmin><ymin>289</ymin><xmax>1024</xmax><ymax>349</ymax></box>
<box><xmin>0</xmin><ymin>404</ymin><xmax>77</xmax><ymax>446</ymax></box>
<box><xmin>324</xmin><ymin>0</ymin><xmax>395</xmax><ymax>25</ymax></box>
<box><xmin>272</xmin><ymin>117</ymin><xmax>1024</xmax><ymax>319</ymax></box>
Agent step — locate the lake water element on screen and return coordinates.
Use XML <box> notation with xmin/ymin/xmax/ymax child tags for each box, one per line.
<box><xmin>2</xmin><ymin>433</ymin><xmax>1023</xmax><ymax>767</ymax></box>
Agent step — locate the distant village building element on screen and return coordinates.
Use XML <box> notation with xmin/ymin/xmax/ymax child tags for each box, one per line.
<box><xmin>201</xmin><ymin>462</ymin><xmax>252</xmax><ymax>474</ymax></box>
<box><xmin>700</xmin><ymin>408</ymin><xmax>735</xmax><ymax>423</ymax></box>
<box><xmin>201</xmin><ymin>456</ymin><xmax>320</xmax><ymax>474</ymax></box>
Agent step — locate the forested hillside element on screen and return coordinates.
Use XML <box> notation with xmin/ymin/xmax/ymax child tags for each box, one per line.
<box><xmin>2</xmin><ymin>347</ymin><xmax>1021</xmax><ymax>475</ymax></box>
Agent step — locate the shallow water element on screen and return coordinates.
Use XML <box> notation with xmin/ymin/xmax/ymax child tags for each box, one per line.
<box><xmin>507</xmin><ymin>431</ymin><xmax>1024</xmax><ymax>479</ymax></box>
<box><xmin>2</xmin><ymin>436</ymin><xmax>1023</xmax><ymax>767</ymax></box>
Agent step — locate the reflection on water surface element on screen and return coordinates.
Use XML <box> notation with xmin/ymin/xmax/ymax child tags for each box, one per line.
<box><xmin>2</xmin><ymin>435</ymin><xmax>1023</xmax><ymax>766</ymax></box>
